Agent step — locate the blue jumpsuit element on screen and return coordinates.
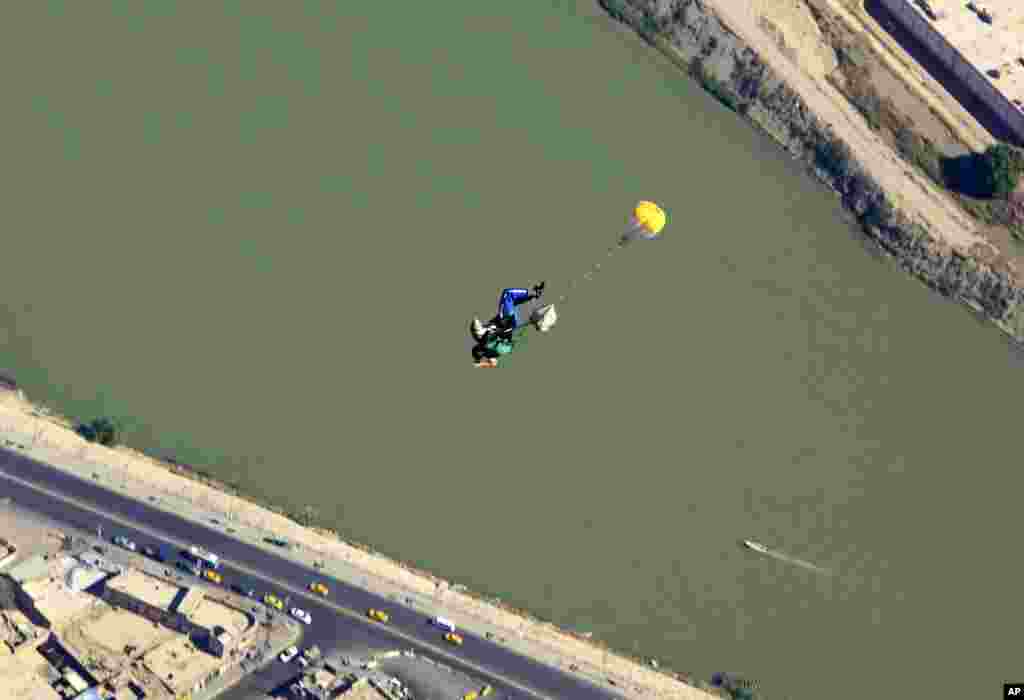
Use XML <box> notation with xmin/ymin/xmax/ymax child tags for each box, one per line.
<box><xmin>497</xmin><ymin>288</ymin><xmax>532</xmax><ymax>328</ymax></box>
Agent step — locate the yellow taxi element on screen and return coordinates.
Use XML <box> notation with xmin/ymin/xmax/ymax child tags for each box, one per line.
<box><xmin>309</xmin><ymin>582</ymin><xmax>329</xmax><ymax>596</ymax></box>
<box><xmin>481</xmin><ymin>686</ymin><xmax>493</xmax><ymax>697</ymax></box>
<box><xmin>264</xmin><ymin>594</ymin><xmax>284</xmax><ymax>610</ymax></box>
<box><xmin>367</xmin><ymin>608</ymin><xmax>389</xmax><ymax>623</ymax></box>
<box><xmin>444</xmin><ymin>632</ymin><xmax>464</xmax><ymax>646</ymax></box>
<box><xmin>202</xmin><ymin>569</ymin><xmax>222</xmax><ymax>584</ymax></box>
<box><xmin>462</xmin><ymin>692</ymin><xmax>479</xmax><ymax>700</ymax></box>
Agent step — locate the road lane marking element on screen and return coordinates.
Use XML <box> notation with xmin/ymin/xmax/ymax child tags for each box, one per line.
<box><xmin>0</xmin><ymin>466</ymin><xmax>560</xmax><ymax>700</ymax></box>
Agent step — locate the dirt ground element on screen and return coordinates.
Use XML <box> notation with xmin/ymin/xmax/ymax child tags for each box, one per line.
<box><xmin>0</xmin><ymin>500</ymin><xmax>66</xmax><ymax>564</ymax></box>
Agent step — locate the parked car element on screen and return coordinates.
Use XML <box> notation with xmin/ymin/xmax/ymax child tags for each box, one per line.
<box><xmin>279</xmin><ymin>646</ymin><xmax>299</xmax><ymax>663</ymax></box>
<box><xmin>202</xmin><ymin>569</ymin><xmax>223</xmax><ymax>584</ymax></box>
<box><xmin>176</xmin><ymin>560</ymin><xmax>200</xmax><ymax>576</ymax></box>
<box><xmin>445</xmin><ymin>632</ymin><xmax>464</xmax><ymax>647</ymax></box>
<box><xmin>113</xmin><ymin>536</ymin><xmax>136</xmax><ymax>552</ymax></box>
<box><xmin>481</xmin><ymin>686</ymin><xmax>493</xmax><ymax>697</ymax></box>
<box><xmin>264</xmin><ymin>594</ymin><xmax>284</xmax><ymax>610</ymax></box>
<box><xmin>290</xmin><ymin>608</ymin><xmax>312</xmax><ymax>625</ymax></box>
<box><xmin>367</xmin><ymin>608</ymin><xmax>389</xmax><ymax>623</ymax></box>
<box><xmin>430</xmin><ymin>616</ymin><xmax>456</xmax><ymax>633</ymax></box>
<box><xmin>231</xmin><ymin>584</ymin><xmax>256</xmax><ymax>598</ymax></box>
<box><xmin>308</xmin><ymin>581</ymin><xmax>328</xmax><ymax>596</ymax></box>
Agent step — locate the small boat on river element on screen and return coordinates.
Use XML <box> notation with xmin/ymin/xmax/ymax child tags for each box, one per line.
<box><xmin>742</xmin><ymin>539</ymin><xmax>770</xmax><ymax>554</ymax></box>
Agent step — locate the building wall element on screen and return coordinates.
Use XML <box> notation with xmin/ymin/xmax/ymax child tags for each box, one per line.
<box><xmin>874</xmin><ymin>0</ymin><xmax>1024</xmax><ymax>145</ymax></box>
<box><xmin>101</xmin><ymin>586</ymin><xmax>208</xmax><ymax>642</ymax></box>
<box><xmin>13</xmin><ymin>582</ymin><xmax>51</xmax><ymax>629</ymax></box>
<box><xmin>100</xmin><ymin>584</ymin><xmax>228</xmax><ymax>660</ymax></box>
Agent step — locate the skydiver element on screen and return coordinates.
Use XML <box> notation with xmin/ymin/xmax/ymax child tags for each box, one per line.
<box><xmin>470</xmin><ymin>282</ymin><xmax>545</xmax><ymax>367</ymax></box>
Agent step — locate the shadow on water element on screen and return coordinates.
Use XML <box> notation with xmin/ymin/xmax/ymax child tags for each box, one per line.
<box><xmin>864</xmin><ymin>0</ymin><xmax>1023</xmax><ymax>146</ymax></box>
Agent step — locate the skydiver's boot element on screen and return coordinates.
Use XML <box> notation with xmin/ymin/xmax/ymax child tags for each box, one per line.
<box><xmin>470</xmin><ymin>317</ymin><xmax>486</xmax><ymax>342</ymax></box>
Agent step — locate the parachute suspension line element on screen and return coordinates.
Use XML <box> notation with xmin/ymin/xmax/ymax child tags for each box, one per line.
<box><xmin>555</xmin><ymin>240</ymin><xmax>628</xmax><ymax>308</ymax></box>
<box><xmin>555</xmin><ymin>202</ymin><xmax>665</xmax><ymax>308</ymax></box>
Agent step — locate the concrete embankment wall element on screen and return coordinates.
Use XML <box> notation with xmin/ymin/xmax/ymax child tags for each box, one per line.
<box><xmin>871</xmin><ymin>0</ymin><xmax>1024</xmax><ymax>146</ymax></box>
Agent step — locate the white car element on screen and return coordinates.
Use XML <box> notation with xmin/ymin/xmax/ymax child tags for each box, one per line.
<box><xmin>279</xmin><ymin>646</ymin><xmax>299</xmax><ymax>663</ymax></box>
<box><xmin>290</xmin><ymin>608</ymin><xmax>312</xmax><ymax>625</ymax></box>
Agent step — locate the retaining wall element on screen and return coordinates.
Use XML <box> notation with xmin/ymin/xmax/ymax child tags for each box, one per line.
<box><xmin>873</xmin><ymin>0</ymin><xmax>1024</xmax><ymax>145</ymax></box>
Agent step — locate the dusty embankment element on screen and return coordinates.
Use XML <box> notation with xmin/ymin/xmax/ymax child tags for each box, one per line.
<box><xmin>600</xmin><ymin>0</ymin><xmax>1024</xmax><ymax>341</ymax></box>
<box><xmin>0</xmin><ymin>388</ymin><xmax>724</xmax><ymax>700</ymax></box>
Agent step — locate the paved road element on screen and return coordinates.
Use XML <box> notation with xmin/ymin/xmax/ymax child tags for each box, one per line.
<box><xmin>0</xmin><ymin>448</ymin><xmax>622</xmax><ymax>700</ymax></box>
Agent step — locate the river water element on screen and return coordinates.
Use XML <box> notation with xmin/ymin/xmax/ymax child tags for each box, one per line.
<box><xmin>1</xmin><ymin>2</ymin><xmax>1019</xmax><ymax>698</ymax></box>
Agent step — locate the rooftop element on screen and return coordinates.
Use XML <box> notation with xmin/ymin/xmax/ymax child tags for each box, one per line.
<box><xmin>188</xmin><ymin>597</ymin><xmax>250</xmax><ymax>638</ymax></box>
<box><xmin>912</xmin><ymin>0</ymin><xmax>1024</xmax><ymax>106</ymax></box>
<box><xmin>105</xmin><ymin>569</ymin><xmax>181</xmax><ymax>611</ymax></box>
<box><xmin>80</xmin><ymin>608</ymin><xmax>173</xmax><ymax>656</ymax></box>
<box><xmin>6</xmin><ymin>552</ymin><xmax>52</xmax><ymax>584</ymax></box>
<box><xmin>21</xmin><ymin>575</ymin><xmax>97</xmax><ymax>630</ymax></box>
<box><xmin>176</xmin><ymin>587</ymin><xmax>204</xmax><ymax>617</ymax></box>
<box><xmin>143</xmin><ymin>633</ymin><xmax>224</xmax><ymax>695</ymax></box>
<box><xmin>338</xmin><ymin>678</ymin><xmax>390</xmax><ymax>700</ymax></box>
<box><xmin>0</xmin><ymin>644</ymin><xmax>63</xmax><ymax>700</ymax></box>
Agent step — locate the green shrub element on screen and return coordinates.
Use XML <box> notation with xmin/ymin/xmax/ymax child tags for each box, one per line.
<box><xmin>894</xmin><ymin>127</ymin><xmax>943</xmax><ymax>184</ymax></box>
<box><xmin>979</xmin><ymin>143</ymin><xmax>1024</xmax><ymax>198</ymax></box>
<box><xmin>75</xmin><ymin>417</ymin><xmax>119</xmax><ymax>447</ymax></box>
<box><xmin>815</xmin><ymin>136</ymin><xmax>854</xmax><ymax>179</ymax></box>
<box><xmin>689</xmin><ymin>57</ymin><xmax>737</xmax><ymax>112</ymax></box>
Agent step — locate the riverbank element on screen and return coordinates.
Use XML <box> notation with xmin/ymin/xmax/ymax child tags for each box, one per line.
<box><xmin>0</xmin><ymin>387</ymin><xmax>725</xmax><ymax>700</ymax></box>
<box><xmin>599</xmin><ymin>0</ymin><xmax>1024</xmax><ymax>342</ymax></box>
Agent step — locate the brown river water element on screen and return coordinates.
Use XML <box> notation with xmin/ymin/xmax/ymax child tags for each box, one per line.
<box><xmin>1</xmin><ymin>2</ymin><xmax>1020</xmax><ymax>698</ymax></box>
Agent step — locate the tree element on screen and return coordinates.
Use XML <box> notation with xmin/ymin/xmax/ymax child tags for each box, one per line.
<box><xmin>75</xmin><ymin>417</ymin><xmax>119</xmax><ymax>447</ymax></box>
<box><xmin>980</xmin><ymin>143</ymin><xmax>1024</xmax><ymax>198</ymax></box>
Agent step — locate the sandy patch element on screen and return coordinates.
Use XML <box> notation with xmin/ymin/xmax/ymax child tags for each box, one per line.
<box><xmin>754</xmin><ymin>0</ymin><xmax>838</xmax><ymax>79</ymax></box>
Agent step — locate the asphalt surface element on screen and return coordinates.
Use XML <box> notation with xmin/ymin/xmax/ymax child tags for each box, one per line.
<box><xmin>0</xmin><ymin>447</ymin><xmax>621</xmax><ymax>700</ymax></box>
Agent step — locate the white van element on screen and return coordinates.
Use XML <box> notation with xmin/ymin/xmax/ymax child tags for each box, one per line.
<box><xmin>430</xmin><ymin>616</ymin><xmax>456</xmax><ymax>633</ymax></box>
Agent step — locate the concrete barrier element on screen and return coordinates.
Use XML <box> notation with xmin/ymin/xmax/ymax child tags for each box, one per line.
<box><xmin>872</xmin><ymin>0</ymin><xmax>1024</xmax><ymax>146</ymax></box>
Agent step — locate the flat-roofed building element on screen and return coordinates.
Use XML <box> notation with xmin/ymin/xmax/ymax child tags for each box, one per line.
<box><xmin>913</xmin><ymin>0</ymin><xmax>1024</xmax><ymax>103</ymax></box>
<box><xmin>143</xmin><ymin>632</ymin><xmax>225</xmax><ymax>698</ymax></box>
<box><xmin>0</xmin><ymin>643</ymin><xmax>63</xmax><ymax>700</ymax></box>
<box><xmin>6</xmin><ymin>552</ymin><xmax>52</xmax><ymax>585</ymax></box>
<box><xmin>99</xmin><ymin>570</ymin><xmax>204</xmax><ymax>639</ymax></box>
<box><xmin>103</xmin><ymin>569</ymin><xmax>180</xmax><ymax>612</ymax></box>
<box><xmin>189</xmin><ymin>597</ymin><xmax>249</xmax><ymax>639</ymax></box>
<box><xmin>14</xmin><ymin>558</ymin><xmax>102</xmax><ymax>632</ymax></box>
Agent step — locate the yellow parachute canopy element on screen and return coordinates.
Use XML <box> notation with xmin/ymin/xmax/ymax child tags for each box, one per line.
<box><xmin>633</xmin><ymin>201</ymin><xmax>666</xmax><ymax>237</ymax></box>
